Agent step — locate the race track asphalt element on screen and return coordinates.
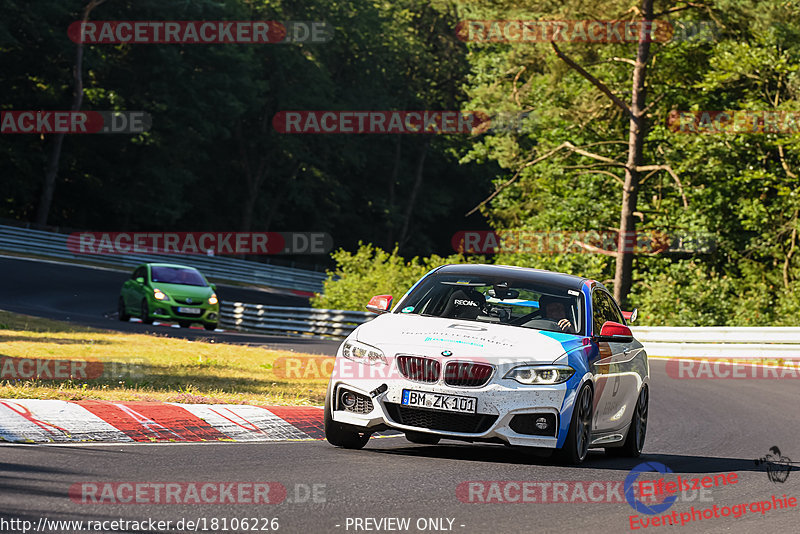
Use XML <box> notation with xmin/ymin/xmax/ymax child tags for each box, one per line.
<box><xmin>1</xmin><ymin>358</ymin><xmax>798</xmax><ymax>533</ymax></box>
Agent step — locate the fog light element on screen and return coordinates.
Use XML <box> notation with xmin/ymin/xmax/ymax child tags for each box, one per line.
<box><xmin>207</xmin><ymin>313</ymin><xmax>218</xmax><ymax>320</ymax></box>
<box><xmin>341</xmin><ymin>391</ymin><xmax>357</xmax><ymax>408</ymax></box>
<box><xmin>535</xmin><ymin>417</ymin><xmax>549</xmax><ymax>430</ymax></box>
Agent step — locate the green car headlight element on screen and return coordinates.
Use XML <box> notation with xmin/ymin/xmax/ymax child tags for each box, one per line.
<box><xmin>208</xmin><ymin>294</ymin><xmax>218</xmax><ymax>305</ymax></box>
<box><xmin>153</xmin><ymin>288</ymin><xmax>168</xmax><ymax>301</ymax></box>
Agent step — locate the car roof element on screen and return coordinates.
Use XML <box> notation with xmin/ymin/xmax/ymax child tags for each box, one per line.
<box><xmin>433</xmin><ymin>263</ymin><xmax>590</xmax><ymax>290</ymax></box>
<box><xmin>140</xmin><ymin>263</ymin><xmax>201</xmax><ymax>270</ymax></box>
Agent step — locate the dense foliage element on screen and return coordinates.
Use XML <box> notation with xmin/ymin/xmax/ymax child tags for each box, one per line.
<box><xmin>0</xmin><ymin>0</ymin><xmax>494</xmax><ymax>267</ymax></box>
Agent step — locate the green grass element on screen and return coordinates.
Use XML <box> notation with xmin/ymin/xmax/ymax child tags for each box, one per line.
<box><xmin>0</xmin><ymin>310</ymin><xmax>329</xmax><ymax>405</ymax></box>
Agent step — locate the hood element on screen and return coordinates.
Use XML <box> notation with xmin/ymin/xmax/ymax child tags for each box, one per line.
<box><xmin>151</xmin><ymin>282</ymin><xmax>213</xmax><ymax>300</ymax></box>
<box><xmin>354</xmin><ymin>313</ymin><xmax>585</xmax><ymax>364</ymax></box>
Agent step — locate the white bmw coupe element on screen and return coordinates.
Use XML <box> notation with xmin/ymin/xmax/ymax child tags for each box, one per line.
<box><xmin>324</xmin><ymin>264</ymin><xmax>649</xmax><ymax>464</ymax></box>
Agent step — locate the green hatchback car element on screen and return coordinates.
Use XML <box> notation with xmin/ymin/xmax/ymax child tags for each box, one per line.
<box><xmin>118</xmin><ymin>263</ymin><xmax>219</xmax><ymax>330</ymax></box>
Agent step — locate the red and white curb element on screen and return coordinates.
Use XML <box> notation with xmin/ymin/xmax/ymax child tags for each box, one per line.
<box><xmin>0</xmin><ymin>399</ymin><xmax>326</xmax><ymax>444</ymax></box>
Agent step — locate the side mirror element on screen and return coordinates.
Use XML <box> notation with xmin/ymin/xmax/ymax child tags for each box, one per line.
<box><xmin>596</xmin><ymin>321</ymin><xmax>634</xmax><ymax>343</ymax></box>
<box><xmin>210</xmin><ymin>283</ymin><xmax>217</xmax><ymax>291</ymax></box>
<box><xmin>366</xmin><ymin>295</ymin><xmax>393</xmax><ymax>314</ymax></box>
<box><xmin>621</xmin><ymin>308</ymin><xmax>639</xmax><ymax>323</ymax></box>
<box><xmin>135</xmin><ymin>277</ymin><xmax>145</xmax><ymax>284</ymax></box>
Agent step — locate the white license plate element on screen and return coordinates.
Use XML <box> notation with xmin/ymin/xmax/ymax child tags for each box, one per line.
<box><xmin>401</xmin><ymin>390</ymin><xmax>477</xmax><ymax>414</ymax></box>
<box><xmin>177</xmin><ymin>307</ymin><xmax>202</xmax><ymax>314</ymax></box>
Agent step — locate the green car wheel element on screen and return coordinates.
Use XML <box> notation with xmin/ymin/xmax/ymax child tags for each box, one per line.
<box><xmin>140</xmin><ymin>299</ymin><xmax>154</xmax><ymax>324</ymax></box>
<box><xmin>118</xmin><ymin>297</ymin><xmax>130</xmax><ymax>321</ymax></box>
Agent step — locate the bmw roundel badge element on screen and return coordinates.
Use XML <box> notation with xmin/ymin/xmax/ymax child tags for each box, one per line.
<box><xmin>442</xmin><ymin>350</ymin><xmax>453</xmax><ymax>357</ymax></box>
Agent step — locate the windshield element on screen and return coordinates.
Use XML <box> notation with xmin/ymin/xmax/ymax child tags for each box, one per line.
<box><xmin>150</xmin><ymin>266</ymin><xmax>207</xmax><ymax>287</ymax></box>
<box><xmin>396</xmin><ymin>273</ymin><xmax>584</xmax><ymax>335</ymax></box>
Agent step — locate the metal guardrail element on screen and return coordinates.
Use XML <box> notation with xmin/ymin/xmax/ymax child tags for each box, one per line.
<box><xmin>220</xmin><ymin>302</ymin><xmax>372</xmax><ymax>338</ymax></box>
<box><xmin>632</xmin><ymin>326</ymin><xmax>800</xmax><ymax>358</ymax></box>
<box><xmin>220</xmin><ymin>304</ymin><xmax>800</xmax><ymax>356</ymax></box>
<box><xmin>0</xmin><ymin>224</ymin><xmax>326</xmax><ymax>293</ymax></box>
<box><xmin>632</xmin><ymin>326</ymin><xmax>800</xmax><ymax>344</ymax></box>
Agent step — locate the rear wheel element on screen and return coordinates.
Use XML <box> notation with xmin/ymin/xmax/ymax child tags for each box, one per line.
<box><xmin>405</xmin><ymin>431</ymin><xmax>440</xmax><ymax>445</ymax></box>
<box><xmin>607</xmin><ymin>385</ymin><xmax>648</xmax><ymax>458</ymax></box>
<box><xmin>140</xmin><ymin>299</ymin><xmax>154</xmax><ymax>325</ymax></box>
<box><xmin>118</xmin><ymin>297</ymin><xmax>130</xmax><ymax>321</ymax></box>
<box><xmin>324</xmin><ymin>386</ymin><xmax>370</xmax><ymax>449</ymax></box>
<box><xmin>178</xmin><ymin>321</ymin><xmax>192</xmax><ymax>328</ymax></box>
<box><xmin>557</xmin><ymin>383</ymin><xmax>593</xmax><ymax>465</ymax></box>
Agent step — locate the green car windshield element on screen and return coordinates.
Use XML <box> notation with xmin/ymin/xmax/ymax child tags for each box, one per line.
<box><xmin>150</xmin><ymin>266</ymin><xmax>207</xmax><ymax>287</ymax></box>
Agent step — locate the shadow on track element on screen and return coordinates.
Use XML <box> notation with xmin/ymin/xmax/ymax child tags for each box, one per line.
<box><xmin>361</xmin><ymin>442</ymin><xmax>762</xmax><ymax>474</ymax></box>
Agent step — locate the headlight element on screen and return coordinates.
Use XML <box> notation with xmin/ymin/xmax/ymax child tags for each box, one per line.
<box><xmin>505</xmin><ymin>365</ymin><xmax>574</xmax><ymax>385</ymax></box>
<box><xmin>208</xmin><ymin>293</ymin><xmax>218</xmax><ymax>305</ymax></box>
<box><xmin>153</xmin><ymin>288</ymin><xmax>168</xmax><ymax>301</ymax></box>
<box><xmin>341</xmin><ymin>340</ymin><xmax>387</xmax><ymax>366</ymax></box>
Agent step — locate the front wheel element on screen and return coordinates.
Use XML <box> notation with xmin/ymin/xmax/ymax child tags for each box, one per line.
<box><xmin>324</xmin><ymin>386</ymin><xmax>370</xmax><ymax>449</ymax></box>
<box><xmin>204</xmin><ymin>323</ymin><xmax>218</xmax><ymax>331</ymax></box>
<box><xmin>607</xmin><ymin>385</ymin><xmax>648</xmax><ymax>458</ymax></box>
<box><xmin>118</xmin><ymin>297</ymin><xmax>130</xmax><ymax>321</ymax></box>
<box><xmin>140</xmin><ymin>299</ymin><xmax>154</xmax><ymax>325</ymax></box>
<box><xmin>178</xmin><ymin>321</ymin><xmax>192</xmax><ymax>328</ymax></box>
<box><xmin>557</xmin><ymin>383</ymin><xmax>593</xmax><ymax>465</ymax></box>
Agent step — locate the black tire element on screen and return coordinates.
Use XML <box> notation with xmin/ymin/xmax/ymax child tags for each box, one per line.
<box><xmin>140</xmin><ymin>299</ymin><xmax>154</xmax><ymax>325</ymax></box>
<box><xmin>178</xmin><ymin>321</ymin><xmax>192</xmax><ymax>328</ymax></box>
<box><xmin>204</xmin><ymin>323</ymin><xmax>218</xmax><ymax>331</ymax></box>
<box><xmin>405</xmin><ymin>431</ymin><xmax>440</xmax><ymax>445</ymax></box>
<box><xmin>118</xmin><ymin>297</ymin><xmax>130</xmax><ymax>321</ymax></box>
<box><xmin>607</xmin><ymin>385</ymin><xmax>648</xmax><ymax>458</ymax></box>
<box><xmin>557</xmin><ymin>383</ymin><xmax>593</xmax><ymax>465</ymax></box>
<box><xmin>324</xmin><ymin>385</ymin><xmax>370</xmax><ymax>449</ymax></box>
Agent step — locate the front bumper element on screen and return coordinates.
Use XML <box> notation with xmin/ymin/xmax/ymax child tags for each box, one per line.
<box><xmin>330</xmin><ymin>377</ymin><xmax>570</xmax><ymax>448</ymax></box>
<box><xmin>148</xmin><ymin>299</ymin><xmax>219</xmax><ymax>323</ymax></box>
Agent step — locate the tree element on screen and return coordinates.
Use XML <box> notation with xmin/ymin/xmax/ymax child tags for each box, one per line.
<box><xmin>35</xmin><ymin>0</ymin><xmax>106</xmax><ymax>226</ymax></box>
